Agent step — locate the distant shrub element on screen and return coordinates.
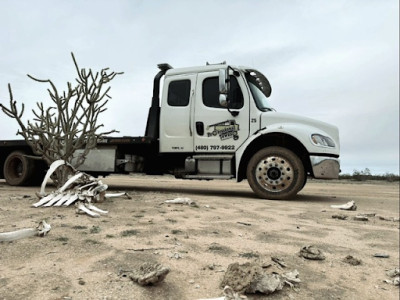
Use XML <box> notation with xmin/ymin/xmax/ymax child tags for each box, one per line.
<box><xmin>352</xmin><ymin>168</ymin><xmax>370</xmax><ymax>181</ymax></box>
<box><xmin>339</xmin><ymin>168</ymin><xmax>399</xmax><ymax>182</ymax></box>
<box><xmin>381</xmin><ymin>172</ymin><xmax>400</xmax><ymax>182</ymax></box>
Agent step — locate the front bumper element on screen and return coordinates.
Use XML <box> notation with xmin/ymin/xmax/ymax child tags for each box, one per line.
<box><xmin>310</xmin><ymin>156</ymin><xmax>340</xmax><ymax>179</ymax></box>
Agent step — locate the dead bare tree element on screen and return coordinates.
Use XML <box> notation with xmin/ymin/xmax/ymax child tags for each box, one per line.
<box><xmin>0</xmin><ymin>53</ymin><xmax>123</xmax><ymax>186</ymax></box>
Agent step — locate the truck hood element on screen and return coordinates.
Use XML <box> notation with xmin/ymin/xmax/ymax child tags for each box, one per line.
<box><xmin>260</xmin><ymin>111</ymin><xmax>340</xmax><ymax>149</ymax></box>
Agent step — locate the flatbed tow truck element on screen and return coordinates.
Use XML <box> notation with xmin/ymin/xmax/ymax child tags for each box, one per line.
<box><xmin>0</xmin><ymin>62</ymin><xmax>340</xmax><ymax>200</ymax></box>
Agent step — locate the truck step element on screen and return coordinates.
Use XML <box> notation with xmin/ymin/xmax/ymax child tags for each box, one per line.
<box><xmin>182</xmin><ymin>174</ymin><xmax>234</xmax><ymax>180</ymax></box>
<box><xmin>192</xmin><ymin>154</ymin><xmax>233</xmax><ymax>160</ymax></box>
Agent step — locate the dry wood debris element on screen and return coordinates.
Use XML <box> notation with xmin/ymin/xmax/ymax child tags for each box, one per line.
<box><xmin>373</xmin><ymin>253</ymin><xmax>390</xmax><ymax>258</ymax></box>
<box><xmin>353</xmin><ymin>215</ymin><xmax>369</xmax><ymax>221</ymax></box>
<box><xmin>332</xmin><ymin>214</ymin><xmax>348</xmax><ymax>220</ymax></box>
<box><xmin>128</xmin><ymin>263</ymin><xmax>170</xmax><ymax>286</ymax></box>
<box><xmin>220</xmin><ymin>262</ymin><xmax>300</xmax><ymax>295</ymax></box>
<box><xmin>343</xmin><ymin>255</ymin><xmax>362</xmax><ymax>266</ymax></box>
<box><xmin>299</xmin><ymin>245</ymin><xmax>326</xmax><ymax>260</ymax></box>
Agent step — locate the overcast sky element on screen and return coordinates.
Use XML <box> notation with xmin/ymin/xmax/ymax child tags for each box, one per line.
<box><xmin>0</xmin><ymin>0</ymin><xmax>398</xmax><ymax>175</ymax></box>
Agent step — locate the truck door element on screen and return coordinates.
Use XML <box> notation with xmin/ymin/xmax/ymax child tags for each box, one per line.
<box><xmin>194</xmin><ymin>71</ymin><xmax>249</xmax><ymax>153</ymax></box>
<box><xmin>160</xmin><ymin>75</ymin><xmax>197</xmax><ymax>152</ymax></box>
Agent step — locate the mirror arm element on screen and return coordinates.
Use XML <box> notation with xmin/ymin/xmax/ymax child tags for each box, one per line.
<box><xmin>219</xmin><ymin>66</ymin><xmax>240</xmax><ymax>115</ymax></box>
<box><xmin>227</xmin><ymin>106</ymin><xmax>239</xmax><ymax>117</ymax></box>
<box><xmin>227</xmin><ymin>66</ymin><xmax>240</xmax><ymax>77</ymax></box>
<box><xmin>224</xmin><ymin>66</ymin><xmax>240</xmax><ymax>116</ymax></box>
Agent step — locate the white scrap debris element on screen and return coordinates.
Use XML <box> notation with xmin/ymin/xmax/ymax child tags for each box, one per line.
<box><xmin>282</xmin><ymin>269</ymin><xmax>301</xmax><ymax>287</ymax></box>
<box><xmin>59</xmin><ymin>172</ymin><xmax>84</xmax><ymax>192</ymax></box>
<box><xmin>33</xmin><ymin>193</ymin><xmax>56</xmax><ymax>208</ymax></box>
<box><xmin>75</xmin><ymin>202</ymin><xmax>100</xmax><ymax>218</ymax></box>
<box><xmin>384</xmin><ymin>268</ymin><xmax>400</xmax><ymax>286</ymax></box>
<box><xmin>32</xmin><ymin>160</ymin><xmax>130</xmax><ymax>218</ymax></box>
<box><xmin>105</xmin><ymin>192</ymin><xmax>131</xmax><ymax>199</ymax></box>
<box><xmin>0</xmin><ymin>220</ymin><xmax>51</xmax><ymax>242</ymax></box>
<box><xmin>53</xmin><ymin>191</ymin><xmax>73</xmax><ymax>206</ymax></box>
<box><xmin>63</xmin><ymin>193</ymin><xmax>79</xmax><ymax>206</ymax></box>
<box><xmin>330</xmin><ymin>200</ymin><xmax>357</xmax><ymax>211</ymax></box>
<box><xmin>168</xmin><ymin>252</ymin><xmax>183</xmax><ymax>259</ymax></box>
<box><xmin>165</xmin><ymin>197</ymin><xmax>196</xmax><ymax>206</ymax></box>
<box><xmin>43</xmin><ymin>193</ymin><xmax>64</xmax><ymax>207</ymax></box>
<box><xmin>85</xmin><ymin>203</ymin><xmax>108</xmax><ymax>214</ymax></box>
<box><xmin>198</xmin><ymin>286</ymin><xmax>247</xmax><ymax>300</ymax></box>
<box><xmin>384</xmin><ymin>277</ymin><xmax>400</xmax><ymax>286</ymax></box>
<box><xmin>38</xmin><ymin>160</ymin><xmax>66</xmax><ymax>197</ymax></box>
<box><xmin>386</xmin><ymin>268</ymin><xmax>400</xmax><ymax>277</ymax></box>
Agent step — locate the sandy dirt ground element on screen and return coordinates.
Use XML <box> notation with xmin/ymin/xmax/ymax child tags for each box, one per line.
<box><xmin>0</xmin><ymin>175</ymin><xmax>399</xmax><ymax>300</ymax></box>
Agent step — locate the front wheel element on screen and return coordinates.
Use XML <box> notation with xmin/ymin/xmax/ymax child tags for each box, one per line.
<box><xmin>246</xmin><ymin>147</ymin><xmax>305</xmax><ymax>200</ymax></box>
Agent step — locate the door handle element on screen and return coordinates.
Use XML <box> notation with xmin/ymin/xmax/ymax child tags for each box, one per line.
<box><xmin>196</xmin><ymin>122</ymin><xmax>204</xmax><ymax>136</ymax></box>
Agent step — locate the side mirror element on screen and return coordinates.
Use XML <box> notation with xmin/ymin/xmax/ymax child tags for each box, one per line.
<box><xmin>219</xmin><ymin>94</ymin><xmax>228</xmax><ymax>107</ymax></box>
<box><xmin>219</xmin><ymin>68</ymin><xmax>229</xmax><ymax>108</ymax></box>
<box><xmin>219</xmin><ymin>69</ymin><xmax>228</xmax><ymax>94</ymax></box>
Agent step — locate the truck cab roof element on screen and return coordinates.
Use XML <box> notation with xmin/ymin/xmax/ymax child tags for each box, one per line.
<box><xmin>164</xmin><ymin>63</ymin><xmax>248</xmax><ymax>76</ymax></box>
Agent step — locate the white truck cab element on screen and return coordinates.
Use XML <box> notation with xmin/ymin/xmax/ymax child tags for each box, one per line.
<box><xmin>159</xmin><ymin>63</ymin><xmax>340</xmax><ymax>199</ymax></box>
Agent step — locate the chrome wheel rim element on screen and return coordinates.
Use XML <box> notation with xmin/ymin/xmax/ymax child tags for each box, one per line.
<box><xmin>255</xmin><ymin>155</ymin><xmax>294</xmax><ymax>192</ymax></box>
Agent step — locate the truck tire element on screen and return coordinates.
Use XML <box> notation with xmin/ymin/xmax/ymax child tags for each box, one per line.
<box><xmin>246</xmin><ymin>146</ymin><xmax>305</xmax><ymax>200</ymax></box>
<box><xmin>3</xmin><ymin>151</ymin><xmax>35</xmax><ymax>186</ymax></box>
<box><xmin>299</xmin><ymin>175</ymin><xmax>308</xmax><ymax>192</ymax></box>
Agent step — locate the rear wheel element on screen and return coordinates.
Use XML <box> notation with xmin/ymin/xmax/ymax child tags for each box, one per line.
<box><xmin>247</xmin><ymin>146</ymin><xmax>305</xmax><ymax>200</ymax></box>
<box><xmin>3</xmin><ymin>151</ymin><xmax>35</xmax><ymax>186</ymax></box>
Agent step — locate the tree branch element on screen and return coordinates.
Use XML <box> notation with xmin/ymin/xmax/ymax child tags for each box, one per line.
<box><xmin>0</xmin><ymin>53</ymin><xmax>123</xmax><ymax>185</ymax></box>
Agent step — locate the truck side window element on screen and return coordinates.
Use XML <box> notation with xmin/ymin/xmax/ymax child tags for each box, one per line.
<box><xmin>167</xmin><ymin>80</ymin><xmax>191</xmax><ymax>106</ymax></box>
<box><xmin>203</xmin><ymin>76</ymin><xmax>243</xmax><ymax>109</ymax></box>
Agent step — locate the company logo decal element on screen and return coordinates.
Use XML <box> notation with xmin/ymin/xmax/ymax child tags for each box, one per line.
<box><xmin>206</xmin><ymin>120</ymin><xmax>239</xmax><ymax>140</ymax></box>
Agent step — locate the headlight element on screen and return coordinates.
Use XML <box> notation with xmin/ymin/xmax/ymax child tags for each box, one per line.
<box><xmin>311</xmin><ymin>134</ymin><xmax>335</xmax><ymax>147</ymax></box>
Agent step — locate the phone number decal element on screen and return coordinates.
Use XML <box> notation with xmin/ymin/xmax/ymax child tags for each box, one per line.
<box><xmin>195</xmin><ymin>145</ymin><xmax>235</xmax><ymax>151</ymax></box>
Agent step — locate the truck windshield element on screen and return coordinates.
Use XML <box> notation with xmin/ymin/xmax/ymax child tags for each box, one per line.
<box><xmin>245</xmin><ymin>70</ymin><xmax>274</xmax><ymax>112</ymax></box>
